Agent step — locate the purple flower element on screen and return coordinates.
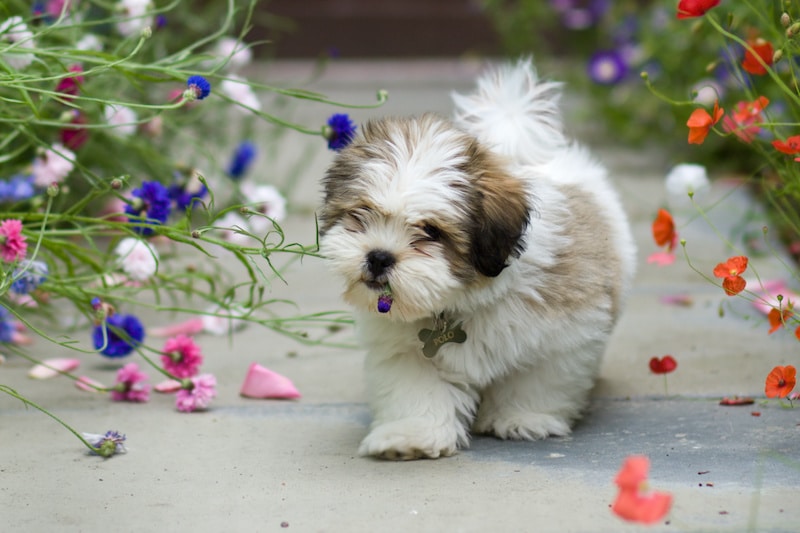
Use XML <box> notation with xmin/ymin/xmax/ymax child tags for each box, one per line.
<box><xmin>227</xmin><ymin>141</ymin><xmax>257</xmax><ymax>180</ymax></box>
<box><xmin>125</xmin><ymin>181</ymin><xmax>171</xmax><ymax>235</ymax></box>
<box><xmin>83</xmin><ymin>430</ymin><xmax>127</xmax><ymax>457</ymax></box>
<box><xmin>92</xmin><ymin>313</ymin><xmax>145</xmax><ymax>358</ymax></box>
<box><xmin>587</xmin><ymin>50</ymin><xmax>628</xmax><ymax>85</ymax></box>
<box><xmin>0</xmin><ymin>175</ymin><xmax>35</xmax><ymax>203</ymax></box>
<box><xmin>551</xmin><ymin>0</ymin><xmax>610</xmax><ymax>29</ymax></box>
<box><xmin>186</xmin><ymin>75</ymin><xmax>211</xmax><ymax>100</ymax></box>
<box><xmin>0</xmin><ymin>305</ymin><xmax>16</xmax><ymax>343</ymax></box>
<box><xmin>11</xmin><ymin>259</ymin><xmax>48</xmax><ymax>294</ymax></box>
<box><xmin>325</xmin><ymin>114</ymin><xmax>357</xmax><ymax>151</ymax></box>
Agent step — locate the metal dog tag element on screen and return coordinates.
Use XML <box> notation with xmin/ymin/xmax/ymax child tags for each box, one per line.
<box><xmin>418</xmin><ymin>320</ymin><xmax>467</xmax><ymax>358</ymax></box>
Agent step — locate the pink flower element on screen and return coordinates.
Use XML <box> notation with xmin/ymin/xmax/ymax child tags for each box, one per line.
<box><xmin>110</xmin><ymin>362</ymin><xmax>150</xmax><ymax>402</ymax></box>
<box><xmin>160</xmin><ymin>334</ymin><xmax>203</xmax><ymax>378</ymax></box>
<box><xmin>0</xmin><ymin>219</ymin><xmax>27</xmax><ymax>262</ymax></box>
<box><xmin>31</xmin><ymin>143</ymin><xmax>75</xmax><ymax>187</ymax></box>
<box><xmin>55</xmin><ymin>64</ymin><xmax>84</xmax><ymax>99</ymax></box>
<box><xmin>176</xmin><ymin>373</ymin><xmax>217</xmax><ymax>412</ymax></box>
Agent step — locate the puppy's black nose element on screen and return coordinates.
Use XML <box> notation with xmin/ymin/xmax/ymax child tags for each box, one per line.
<box><xmin>366</xmin><ymin>249</ymin><xmax>396</xmax><ymax>277</ymax></box>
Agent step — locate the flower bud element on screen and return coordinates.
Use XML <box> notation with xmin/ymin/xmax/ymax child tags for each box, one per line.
<box><xmin>787</xmin><ymin>22</ymin><xmax>800</xmax><ymax>37</ymax></box>
<box><xmin>781</xmin><ymin>13</ymin><xmax>791</xmax><ymax>28</ymax></box>
<box><xmin>191</xmin><ymin>230</ymin><xmax>201</xmax><ymax>238</ymax></box>
<box><xmin>110</xmin><ymin>178</ymin><xmax>123</xmax><ymax>190</ymax></box>
<box><xmin>773</xmin><ymin>49</ymin><xmax>784</xmax><ymax>63</ymax></box>
<box><xmin>46</xmin><ymin>183</ymin><xmax>60</xmax><ymax>197</ymax></box>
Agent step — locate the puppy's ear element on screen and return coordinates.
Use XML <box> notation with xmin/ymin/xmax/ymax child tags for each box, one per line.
<box><xmin>465</xmin><ymin>144</ymin><xmax>530</xmax><ymax>278</ymax></box>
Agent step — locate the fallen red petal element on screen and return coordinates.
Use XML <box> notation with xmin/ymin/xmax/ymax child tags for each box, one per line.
<box><xmin>719</xmin><ymin>396</ymin><xmax>755</xmax><ymax>406</ymax></box>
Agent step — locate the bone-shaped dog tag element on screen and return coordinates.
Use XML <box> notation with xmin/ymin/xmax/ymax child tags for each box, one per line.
<box><xmin>418</xmin><ymin>322</ymin><xmax>467</xmax><ymax>358</ymax></box>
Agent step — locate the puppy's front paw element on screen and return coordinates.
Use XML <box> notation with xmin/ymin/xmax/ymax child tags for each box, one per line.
<box><xmin>359</xmin><ymin>418</ymin><xmax>459</xmax><ymax>460</ymax></box>
<box><xmin>474</xmin><ymin>411</ymin><xmax>572</xmax><ymax>441</ymax></box>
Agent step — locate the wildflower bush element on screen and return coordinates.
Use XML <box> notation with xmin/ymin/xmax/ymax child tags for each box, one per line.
<box><xmin>0</xmin><ymin>0</ymin><xmax>375</xmax><ymax>456</ymax></box>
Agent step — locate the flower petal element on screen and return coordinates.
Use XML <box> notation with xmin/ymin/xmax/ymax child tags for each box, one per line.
<box><xmin>647</xmin><ymin>251</ymin><xmax>676</xmax><ymax>266</ymax></box>
<box><xmin>154</xmin><ymin>379</ymin><xmax>183</xmax><ymax>393</ymax></box>
<box><xmin>148</xmin><ymin>318</ymin><xmax>204</xmax><ymax>338</ymax></box>
<box><xmin>28</xmin><ymin>358</ymin><xmax>80</xmax><ymax>379</ymax></box>
<box><xmin>75</xmin><ymin>375</ymin><xmax>107</xmax><ymax>392</ymax></box>
<box><xmin>240</xmin><ymin>362</ymin><xmax>301</xmax><ymax>399</ymax></box>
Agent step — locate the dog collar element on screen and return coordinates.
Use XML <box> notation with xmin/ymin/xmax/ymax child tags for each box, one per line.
<box><xmin>418</xmin><ymin>313</ymin><xmax>467</xmax><ymax>358</ymax></box>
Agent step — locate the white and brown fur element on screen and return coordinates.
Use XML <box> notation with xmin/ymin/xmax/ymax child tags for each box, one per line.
<box><xmin>319</xmin><ymin>59</ymin><xmax>636</xmax><ymax>460</ymax></box>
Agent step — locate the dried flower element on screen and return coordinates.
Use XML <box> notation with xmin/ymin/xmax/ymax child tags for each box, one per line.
<box><xmin>83</xmin><ymin>430</ymin><xmax>127</xmax><ymax>457</ymax></box>
<box><xmin>161</xmin><ymin>334</ymin><xmax>203</xmax><ymax>378</ymax></box>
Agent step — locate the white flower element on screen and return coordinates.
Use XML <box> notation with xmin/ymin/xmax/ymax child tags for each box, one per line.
<box><xmin>240</xmin><ymin>183</ymin><xmax>287</xmax><ymax>233</ymax></box>
<box><xmin>114</xmin><ymin>237</ymin><xmax>159</xmax><ymax>281</ymax></box>
<box><xmin>76</xmin><ymin>34</ymin><xmax>104</xmax><ymax>52</ymax></box>
<box><xmin>0</xmin><ymin>16</ymin><xmax>36</xmax><ymax>70</ymax></box>
<box><xmin>201</xmin><ymin>303</ymin><xmax>248</xmax><ymax>336</ymax></box>
<box><xmin>692</xmin><ymin>79</ymin><xmax>724</xmax><ymax>107</ymax></box>
<box><xmin>665</xmin><ymin>163</ymin><xmax>710</xmax><ymax>209</ymax></box>
<box><xmin>104</xmin><ymin>104</ymin><xmax>138</xmax><ymax>136</ymax></box>
<box><xmin>32</xmin><ymin>143</ymin><xmax>75</xmax><ymax>187</ymax></box>
<box><xmin>220</xmin><ymin>75</ymin><xmax>261</xmax><ymax>113</ymax></box>
<box><xmin>215</xmin><ymin>211</ymin><xmax>255</xmax><ymax>246</ymax></box>
<box><xmin>213</xmin><ymin>37</ymin><xmax>253</xmax><ymax>71</ymax></box>
<box><xmin>116</xmin><ymin>0</ymin><xmax>153</xmax><ymax>38</ymax></box>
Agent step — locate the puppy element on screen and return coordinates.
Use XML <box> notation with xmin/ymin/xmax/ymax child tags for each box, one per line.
<box><xmin>319</xmin><ymin>59</ymin><xmax>636</xmax><ymax>460</ymax></box>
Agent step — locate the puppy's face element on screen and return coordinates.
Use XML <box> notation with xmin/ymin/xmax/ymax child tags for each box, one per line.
<box><xmin>319</xmin><ymin>114</ymin><xmax>530</xmax><ymax>322</ymax></box>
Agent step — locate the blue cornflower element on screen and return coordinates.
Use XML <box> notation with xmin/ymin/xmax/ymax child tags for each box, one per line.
<box><xmin>0</xmin><ymin>305</ymin><xmax>15</xmax><ymax>343</ymax></box>
<box><xmin>227</xmin><ymin>141</ymin><xmax>257</xmax><ymax>180</ymax></box>
<box><xmin>92</xmin><ymin>313</ymin><xmax>145</xmax><ymax>358</ymax></box>
<box><xmin>125</xmin><ymin>181</ymin><xmax>172</xmax><ymax>236</ymax></box>
<box><xmin>0</xmin><ymin>175</ymin><xmax>35</xmax><ymax>203</ymax></box>
<box><xmin>186</xmin><ymin>75</ymin><xmax>211</xmax><ymax>100</ymax></box>
<box><xmin>587</xmin><ymin>50</ymin><xmax>628</xmax><ymax>85</ymax></box>
<box><xmin>325</xmin><ymin>113</ymin><xmax>357</xmax><ymax>151</ymax></box>
<box><xmin>168</xmin><ymin>183</ymin><xmax>208</xmax><ymax>211</ymax></box>
<box><xmin>11</xmin><ymin>260</ymin><xmax>48</xmax><ymax>294</ymax></box>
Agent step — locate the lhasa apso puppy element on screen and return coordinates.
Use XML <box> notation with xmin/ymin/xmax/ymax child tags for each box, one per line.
<box><xmin>319</xmin><ymin>59</ymin><xmax>636</xmax><ymax>460</ymax></box>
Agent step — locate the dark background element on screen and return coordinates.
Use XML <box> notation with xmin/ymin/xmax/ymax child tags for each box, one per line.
<box><xmin>258</xmin><ymin>0</ymin><xmax>502</xmax><ymax>58</ymax></box>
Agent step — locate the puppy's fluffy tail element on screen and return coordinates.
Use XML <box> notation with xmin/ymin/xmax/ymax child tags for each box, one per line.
<box><xmin>452</xmin><ymin>58</ymin><xmax>566</xmax><ymax>166</ymax></box>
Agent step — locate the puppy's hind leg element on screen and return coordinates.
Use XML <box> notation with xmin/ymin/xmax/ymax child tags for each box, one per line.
<box><xmin>360</xmin><ymin>352</ymin><xmax>478</xmax><ymax>460</ymax></box>
<box><xmin>473</xmin><ymin>343</ymin><xmax>603</xmax><ymax>440</ymax></box>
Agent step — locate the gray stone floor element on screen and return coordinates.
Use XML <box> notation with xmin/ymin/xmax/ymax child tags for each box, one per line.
<box><xmin>1</xmin><ymin>60</ymin><xmax>799</xmax><ymax>532</ymax></box>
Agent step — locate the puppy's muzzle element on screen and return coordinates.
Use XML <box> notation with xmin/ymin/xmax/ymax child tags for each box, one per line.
<box><xmin>365</xmin><ymin>249</ymin><xmax>395</xmax><ymax>279</ymax></box>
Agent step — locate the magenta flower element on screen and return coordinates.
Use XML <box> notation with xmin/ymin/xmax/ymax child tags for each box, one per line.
<box><xmin>0</xmin><ymin>219</ymin><xmax>27</xmax><ymax>262</ymax></box>
<box><xmin>160</xmin><ymin>334</ymin><xmax>203</xmax><ymax>378</ymax></box>
<box><xmin>55</xmin><ymin>64</ymin><xmax>84</xmax><ymax>99</ymax></box>
<box><xmin>175</xmin><ymin>373</ymin><xmax>217</xmax><ymax>412</ymax></box>
<box><xmin>110</xmin><ymin>362</ymin><xmax>151</xmax><ymax>402</ymax></box>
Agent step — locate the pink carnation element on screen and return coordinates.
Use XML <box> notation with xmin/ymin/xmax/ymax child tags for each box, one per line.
<box><xmin>175</xmin><ymin>373</ymin><xmax>217</xmax><ymax>412</ymax></box>
<box><xmin>160</xmin><ymin>334</ymin><xmax>203</xmax><ymax>378</ymax></box>
<box><xmin>110</xmin><ymin>362</ymin><xmax>150</xmax><ymax>402</ymax></box>
<box><xmin>0</xmin><ymin>219</ymin><xmax>27</xmax><ymax>262</ymax></box>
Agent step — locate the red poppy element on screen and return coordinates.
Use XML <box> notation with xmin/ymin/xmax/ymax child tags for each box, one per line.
<box><xmin>652</xmin><ymin>209</ymin><xmax>676</xmax><ymax>249</ymax></box>
<box><xmin>772</xmin><ymin>135</ymin><xmax>800</xmax><ymax>155</ymax></box>
<box><xmin>767</xmin><ymin>305</ymin><xmax>793</xmax><ymax>334</ymax></box>
<box><xmin>676</xmin><ymin>0</ymin><xmax>721</xmax><ymax>19</ymax></box>
<box><xmin>712</xmin><ymin>256</ymin><xmax>748</xmax><ymax>296</ymax></box>
<box><xmin>687</xmin><ymin>100</ymin><xmax>724</xmax><ymax>144</ymax></box>
<box><xmin>722</xmin><ymin>97</ymin><xmax>769</xmax><ymax>143</ymax></box>
<box><xmin>764</xmin><ymin>365</ymin><xmax>797</xmax><ymax>398</ymax></box>
<box><xmin>742</xmin><ymin>39</ymin><xmax>774</xmax><ymax>75</ymax></box>
<box><xmin>611</xmin><ymin>456</ymin><xmax>673</xmax><ymax>524</ymax></box>
<box><xmin>796</xmin><ymin>325</ymin><xmax>800</xmax><ymax>341</ymax></box>
<box><xmin>649</xmin><ymin>356</ymin><xmax>678</xmax><ymax>374</ymax></box>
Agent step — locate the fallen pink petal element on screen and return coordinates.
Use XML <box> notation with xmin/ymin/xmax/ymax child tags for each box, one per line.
<box><xmin>75</xmin><ymin>376</ymin><xmax>107</xmax><ymax>392</ymax></box>
<box><xmin>647</xmin><ymin>251</ymin><xmax>676</xmax><ymax>266</ymax></box>
<box><xmin>752</xmin><ymin>279</ymin><xmax>799</xmax><ymax>315</ymax></box>
<box><xmin>660</xmin><ymin>294</ymin><xmax>694</xmax><ymax>307</ymax></box>
<box><xmin>28</xmin><ymin>358</ymin><xmax>80</xmax><ymax>379</ymax></box>
<box><xmin>154</xmin><ymin>379</ymin><xmax>183</xmax><ymax>393</ymax></box>
<box><xmin>240</xmin><ymin>362</ymin><xmax>301</xmax><ymax>399</ymax></box>
<box><xmin>148</xmin><ymin>317</ymin><xmax>204</xmax><ymax>338</ymax></box>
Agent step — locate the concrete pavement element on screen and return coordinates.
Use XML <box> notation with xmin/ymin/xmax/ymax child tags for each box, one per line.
<box><xmin>1</xmin><ymin>59</ymin><xmax>799</xmax><ymax>533</ymax></box>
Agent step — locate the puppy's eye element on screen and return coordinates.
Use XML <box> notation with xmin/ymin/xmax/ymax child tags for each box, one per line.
<box><xmin>422</xmin><ymin>224</ymin><xmax>441</xmax><ymax>241</ymax></box>
<box><xmin>345</xmin><ymin>206</ymin><xmax>371</xmax><ymax>232</ymax></box>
